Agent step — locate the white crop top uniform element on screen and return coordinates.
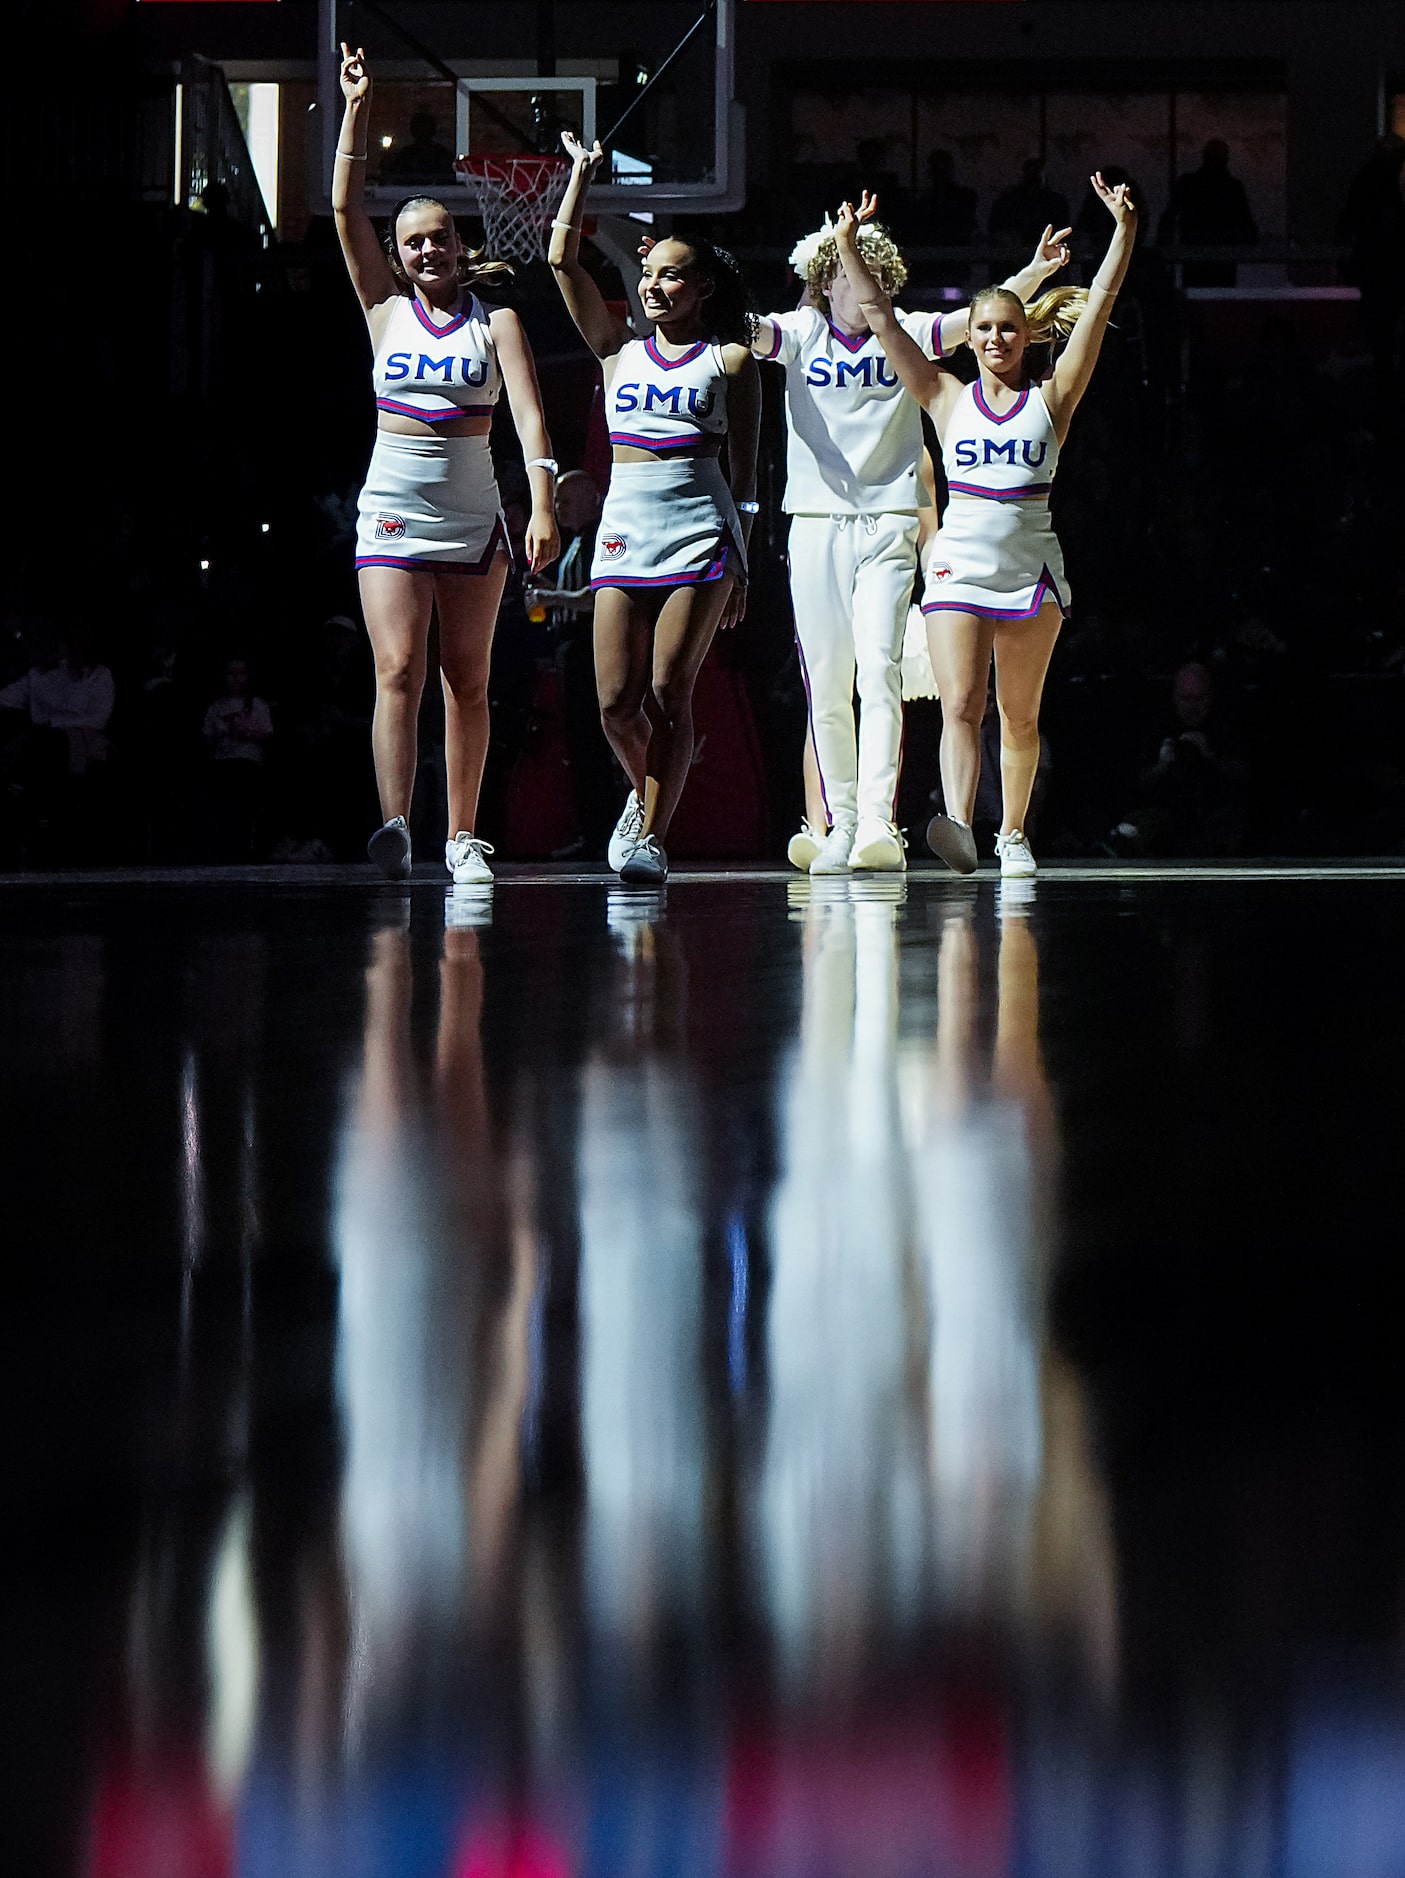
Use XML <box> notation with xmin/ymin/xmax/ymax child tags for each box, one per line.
<box><xmin>591</xmin><ymin>334</ymin><xmax>744</xmax><ymax>592</ymax></box>
<box><xmin>605</xmin><ymin>335</ymin><xmax>730</xmax><ymax>452</ymax></box>
<box><xmin>922</xmin><ymin>380</ymin><xmax>1070</xmax><ymax>623</ymax></box>
<box><xmin>757</xmin><ymin>306</ymin><xmax>944</xmax><ymax>515</ymax></box>
<box><xmin>355</xmin><ymin>292</ymin><xmax>506</xmax><ymax>574</ymax></box>
<box><xmin>371</xmin><ymin>291</ymin><xmax>502</xmax><ymax>425</ymax></box>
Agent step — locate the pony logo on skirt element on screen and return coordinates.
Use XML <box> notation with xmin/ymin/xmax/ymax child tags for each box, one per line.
<box><xmin>374</xmin><ymin>515</ymin><xmax>408</xmax><ymax>541</ymax></box>
<box><xmin>602</xmin><ymin>535</ymin><xmax>628</xmax><ymax>560</ymax></box>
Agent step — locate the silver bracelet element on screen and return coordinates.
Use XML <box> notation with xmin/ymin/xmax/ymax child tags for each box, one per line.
<box><xmin>551</xmin><ymin>219</ymin><xmax>579</xmax><ymax>232</ymax></box>
<box><xmin>736</xmin><ymin>499</ymin><xmax>759</xmax><ymax>514</ymax></box>
<box><xmin>336</xmin><ymin>151</ymin><xmax>368</xmax><ymax>162</ymax></box>
<box><xmin>526</xmin><ymin>457</ymin><xmax>559</xmax><ymax>476</ymax></box>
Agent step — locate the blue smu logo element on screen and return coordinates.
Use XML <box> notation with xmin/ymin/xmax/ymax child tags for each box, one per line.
<box><xmin>953</xmin><ymin>438</ymin><xmax>1049</xmax><ymax>469</ymax></box>
<box><xmin>613</xmin><ymin>383</ymin><xmax>715</xmax><ymax>417</ymax></box>
<box><xmin>383</xmin><ymin>351</ymin><xmax>490</xmax><ymax>386</ymax></box>
<box><xmin>804</xmin><ymin>358</ymin><xmax>899</xmax><ymax>389</ymax></box>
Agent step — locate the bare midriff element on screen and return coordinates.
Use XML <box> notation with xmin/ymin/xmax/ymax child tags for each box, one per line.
<box><xmin>612</xmin><ymin>438</ymin><xmax>724</xmax><ymax>465</ymax></box>
<box><xmin>376</xmin><ymin>412</ymin><xmax>494</xmax><ymax>439</ymax></box>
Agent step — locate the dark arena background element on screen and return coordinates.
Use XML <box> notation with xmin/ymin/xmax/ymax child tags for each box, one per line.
<box><xmin>6</xmin><ymin>3</ymin><xmax>1405</xmax><ymax>1875</ymax></box>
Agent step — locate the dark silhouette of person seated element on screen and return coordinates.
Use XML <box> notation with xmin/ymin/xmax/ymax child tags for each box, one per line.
<box><xmin>381</xmin><ymin>112</ymin><xmax>455</xmax><ymax>187</ymax></box>
<box><xmin>917</xmin><ymin>150</ymin><xmax>978</xmax><ymax>246</ymax></box>
<box><xmin>1337</xmin><ymin>134</ymin><xmax>1405</xmax><ymax>378</ymax></box>
<box><xmin>989</xmin><ymin>158</ymin><xmax>1070</xmax><ymax>251</ymax></box>
<box><xmin>1158</xmin><ymin>140</ymin><xmax>1258</xmax><ymax>287</ymax></box>
<box><xmin>1113</xmin><ymin>662</ymin><xmax>1250</xmax><ymax>857</ymax></box>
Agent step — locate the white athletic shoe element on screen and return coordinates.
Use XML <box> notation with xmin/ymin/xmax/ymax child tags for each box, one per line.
<box><xmin>808</xmin><ymin>819</ymin><xmax>857</xmax><ymax>875</ymax></box>
<box><xmin>608</xmin><ymin>791</ymin><xmax>645</xmax><ymax>872</ymax></box>
<box><xmin>926</xmin><ymin>814</ymin><xmax>979</xmax><ymax>875</ymax></box>
<box><xmin>995</xmin><ymin>828</ymin><xmax>1037</xmax><ymax>878</ymax></box>
<box><xmin>787</xmin><ymin>819</ymin><xmax>825</xmax><ymax>871</ymax></box>
<box><xmin>368</xmin><ymin>815</ymin><xmax>411</xmax><ymax>879</ymax></box>
<box><xmin>446</xmin><ymin>831</ymin><xmax>494</xmax><ymax>884</ymax></box>
<box><xmin>849</xmin><ymin>818</ymin><xmax>906</xmax><ymax>871</ymax></box>
<box><xmin>618</xmin><ymin>832</ymin><xmax>668</xmax><ymax>884</ymax></box>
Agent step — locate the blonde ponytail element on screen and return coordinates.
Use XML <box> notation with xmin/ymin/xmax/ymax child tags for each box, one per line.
<box><xmin>1024</xmin><ymin>284</ymin><xmax>1089</xmax><ymax>345</ymax></box>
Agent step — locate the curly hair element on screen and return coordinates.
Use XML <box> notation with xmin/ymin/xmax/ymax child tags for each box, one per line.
<box><xmin>970</xmin><ymin>283</ymin><xmax>1091</xmax><ymax>349</ymax></box>
<box><xmin>802</xmin><ymin>221</ymin><xmax>909</xmax><ymax>300</ymax></box>
<box><xmin>664</xmin><ymin>235</ymin><xmax>759</xmax><ymax>348</ymax></box>
<box><xmin>384</xmin><ymin>196</ymin><xmax>516</xmax><ymax>296</ymax></box>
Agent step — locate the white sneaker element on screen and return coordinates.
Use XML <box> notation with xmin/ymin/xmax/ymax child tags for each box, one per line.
<box><xmin>367</xmin><ymin>815</ymin><xmax>411</xmax><ymax>879</ymax></box>
<box><xmin>926</xmin><ymin>814</ymin><xmax>979</xmax><ymax>875</ymax></box>
<box><xmin>849</xmin><ymin>818</ymin><xmax>906</xmax><ymax>871</ymax></box>
<box><xmin>787</xmin><ymin>819</ymin><xmax>825</xmax><ymax>871</ymax></box>
<box><xmin>608</xmin><ymin>791</ymin><xmax>645</xmax><ymax>871</ymax></box>
<box><xmin>446</xmin><ymin>831</ymin><xmax>494</xmax><ymax>884</ymax></box>
<box><xmin>808</xmin><ymin>819</ymin><xmax>857</xmax><ymax>875</ymax></box>
<box><xmin>618</xmin><ymin>832</ymin><xmax>668</xmax><ymax>884</ymax></box>
<box><xmin>995</xmin><ymin>828</ymin><xmax>1037</xmax><ymax>877</ymax></box>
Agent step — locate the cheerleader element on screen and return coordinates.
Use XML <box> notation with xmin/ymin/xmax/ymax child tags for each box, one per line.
<box><xmin>548</xmin><ymin>134</ymin><xmax>760</xmax><ymax>886</ymax></box>
<box><xmin>834</xmin><ymin>176</ymin><xmax>1136</xmax><ymax>877</ymax></box>
<box><xmin>757</xmin><ymin>217</ymin><xmax>1073</xmax><ymax>874</ymax></box>
<box><xmin>333</xmin><ymin>45</ymin><xmax>559</xmax><ymax>884</ymax></box>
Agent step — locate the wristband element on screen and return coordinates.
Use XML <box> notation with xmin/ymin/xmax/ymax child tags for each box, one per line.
<box><xmin>336</xmin><ymin>151</ymin><xmax>368</xmax><ymax>161</ymax></box>
<box><xmin>551</xmin><ymin>219</ymin><xmax>579</xmax><ymax>232</ymax></box>
<box><xmin>526</xmin><ymin>457</ymin><xmax>559</xmax><ymax>475</ymax></box>
<box><xmin>736</xmin><ymin>500</ymin><xmax>759</xmax><ymax>514</ymax></box>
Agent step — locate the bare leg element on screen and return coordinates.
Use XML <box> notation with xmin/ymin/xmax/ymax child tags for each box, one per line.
<box><xmin>436</xmin><ymin>555</ymin><xmax>509</xmax><ymax>836</ymax></box>
<box><xmin>359</xmin><ymin>565</ymin><xmax>435</xmax><ymax>823</ymax></box>
<box><xmin>926</xmin><ymin>609</ymin><xmax>997</xmax><ymax>826</ymax></box>
<box><xmin>992</xmin><ymin>601</ymin><xmax>1063</xmax><ymax>834</ymax></box>
<box><xmin>594</xmin><ymin>587</ymin><xmax>657</xmax><ymax>797</ymax></box>
<box><xmin>802</xmin><ymin>722</ymin><xmax>828</xmax><ymax>832</ymax></box>
<box><xmin>641</xmin><ymin>573</ymin><xmax>737</xmax><ymax>839</ymax></box>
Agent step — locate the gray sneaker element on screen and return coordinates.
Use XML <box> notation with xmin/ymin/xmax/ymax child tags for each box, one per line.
<box><xmin>926</xmin><ymin>814</ymin><xmax>979</xmax><ymax>874</ymax></box>
<box><xmin>368</xmin><ymin>815</ymin><xmax>411</xmax><ymax>879</ymax></box>
<box><xmin>618</xmin><ymin>832</ymin><xmax>668</xmax><ymax>884</ymax></box>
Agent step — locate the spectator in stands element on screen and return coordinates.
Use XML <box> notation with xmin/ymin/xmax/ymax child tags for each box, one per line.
<box><xmin>989</xmin><ymin>157</ymin><xmax>1070</xmax><ymax>251</ymax></box>
<box><xmin>1112</xmin><ymin>661</ymin><xmax>1249</xmax><ymax>856</ymax></box>
<box><xmin>1159</xmin><ymin>139</ymin><xmax>1258</xmax><ymax>287</ymax></box>
<box><xmin>202</xmin><ymin>657</ymin><xmax>273</xmax><ymax>859</ymax></box>
<box><xmin>917</xmin><ymin>149</ymin><xmax>978</xmax><ymax>245</ymax></box>
<box><xmin>1338</xmin><ymin>134</ymin><xmax>1405</xmax><ymax>380</ymax></box>
<box><xmin>0</xmin><ymin>629</ymin><xmax>115</xmax><ymax>776</ymax></box>
<box><xmin>380</xmin><ymin>112</ymin><xmax>455</xmax><ymax>186</ymax></box>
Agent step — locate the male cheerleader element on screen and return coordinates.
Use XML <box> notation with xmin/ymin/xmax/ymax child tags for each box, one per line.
<box><xmin>755</xmin><ymin>217</ymin><xmax>1070</xmax><ymax>872</ymax></box>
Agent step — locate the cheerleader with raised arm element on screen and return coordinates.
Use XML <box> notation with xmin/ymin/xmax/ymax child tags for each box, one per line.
<box><xmin>755</xmin><ymin>216</ymin><xmax>1073</xmax><ymax>874</ymax></box>
<box><xmin>333</xmin><ymin>45</ymin><xmax>559</xmax><ymax>883</ymax></box>
<box><xmin>833</xmin><ymin>176</ymin><xmax>1136</xmax><ymax>876</ymax></box>
<box><xmin>548</xmin><ymin>134</ymin><xmax>761</xmax><ymax>885</ymax></box>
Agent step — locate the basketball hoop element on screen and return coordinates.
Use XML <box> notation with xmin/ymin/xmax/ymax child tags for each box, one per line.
<box><xmin>459</xmin><ymin>155</ymin><xmax>570</xmax><ymax>263</ymax></box>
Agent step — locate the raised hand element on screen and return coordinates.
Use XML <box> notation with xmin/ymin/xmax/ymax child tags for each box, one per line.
<box><xmin>1034</xmin><ymin>223</ymin><xmax>1073</xmax><ymax>273</ymax></box>
<box><xmin>339</xmin><ymin>42</ymin><xmax>370</xmax><ymax>105</ymax></box>
<box><xmin>561</xmin><ymin>131</ymin><xmax>606</xmax><ymax>177</ymax></box>
<box><xmin>1090</xmin><ymin>171</ymin><xmax>1137</xmax><ymax>228</ymax></box>
<box><xmin>835</xmin><ymin>192</ymin><xmax>880</xmax><ymax>244</ymax></box>
<box><xmin>637</xmin><ymin>234</ymin><xmax>657</xmax><ymax>259</ymax></box>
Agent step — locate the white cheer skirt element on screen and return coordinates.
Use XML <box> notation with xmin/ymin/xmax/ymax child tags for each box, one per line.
<box><xmin>356</xmin><ymin>431</ymin><xmax>506</xmax><ymax>573</ymax></box>
<box><xmin>920</xmin><ymin>495</ymin><xmax>1068</xmax><ymax>622</ymax></box>
<box><xmin>592</xmin><ymin>457</ymin><xmax>745</xmax><ymax>591</ymax></box>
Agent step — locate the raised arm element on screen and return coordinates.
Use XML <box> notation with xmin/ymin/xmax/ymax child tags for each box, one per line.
<box><xmin>1045</xmin><ymin>173</ymin><xmax>1137</xmax><ymax>434</ymax></box>
<box><xmin>490</xmin><ymin>307</ymin><xmax>561</xmax><ymax>574</ymax></box>
<box><xmin>834</xmin><ymin>195</ymin><xmax>946</xmax><ymax>410</ymax></box>
<box><xmin>935</xmin><ymin>224</ymin><xmax>1073</xmax><ymax>356</ymax></box>
<box><xmin>719</xmin><ymin>346</ymin><xmax>760</xmax><ymax>631</ymax></box>
<box><xmin>331</xmin><ymin>45</ymin><xmax>399</xmax><ymax>315</ymax></box>
<box><xmin>546</xmin><ymin>133</ymin><xmax>633</xmax><ymax>362</ymax></box>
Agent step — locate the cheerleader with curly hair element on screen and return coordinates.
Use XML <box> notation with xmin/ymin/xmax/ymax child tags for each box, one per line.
<box><xmin>833</xmin><ymin>176</ymin><xmax>1136</xmax><ymax>877</ymax></box>
<box><xmin>548</xmin><ymin>134</ymin><xmax>761</xmax><ymax>885</ymax></box>
<box><xmin>757</xmin><ymin>214</ymin><xmax>1072</xmax><ymax>874</ymax></box>
<box><xmin>333</xmin><ymin>45</ymin><xmax>559</xmax><ymax>884</ymax></box>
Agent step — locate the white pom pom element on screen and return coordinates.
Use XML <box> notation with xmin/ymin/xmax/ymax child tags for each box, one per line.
<box><xmin>787</xmin><ymin>214</ymin><xmax>834</xmax><ymax>275</ymax></box>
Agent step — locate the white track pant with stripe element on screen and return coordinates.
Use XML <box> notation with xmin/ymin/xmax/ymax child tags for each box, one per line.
<box><xmin>789</xmin><ymin>512</ymin><xmax>919</xmax><ymax>829</ymax></box>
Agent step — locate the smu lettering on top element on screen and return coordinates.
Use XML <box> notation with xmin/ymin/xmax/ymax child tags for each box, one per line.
<box><xmin>372</xmin><ymin>292</ymin><xmax>503</xmax><ymax>424</ymax></box>
<box><xmin>605</xmin><ymin>336</ymin><xmax>731</xmax><ymax>450</ymax></box>
<box><xmin>757</xmin><ymin>306</ymin><xmax>944</xmax><ymax>515</ymax></box>
<box><xmin>939</xmin><ymin>381</ymin><xmax>1060</xmax><ymax>502</ymax></box>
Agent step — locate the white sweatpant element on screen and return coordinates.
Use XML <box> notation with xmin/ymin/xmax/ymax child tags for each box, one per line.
<box><xmin>789</xmin><ymin>512</ymin><xmax>919</xmax><ymax>828</ymax></box>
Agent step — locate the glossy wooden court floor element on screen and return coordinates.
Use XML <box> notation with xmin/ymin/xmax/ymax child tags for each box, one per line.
<box><xmin>5</xmin><ymin>864</ymin><xmax>1405</xmax><ymax>1877</ymax></box>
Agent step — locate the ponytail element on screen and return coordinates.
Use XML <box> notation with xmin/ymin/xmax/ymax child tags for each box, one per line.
<box><xmin>1024</xmin><ymin>284</ymin><xmax>1090</xmax><ymax>345</ymax></box>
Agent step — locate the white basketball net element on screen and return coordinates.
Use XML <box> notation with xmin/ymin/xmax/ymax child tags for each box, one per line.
<box><xmin>463</xmin><ymin>157</ymin><xmax>571</xmax><ymax>263</ymax></box>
